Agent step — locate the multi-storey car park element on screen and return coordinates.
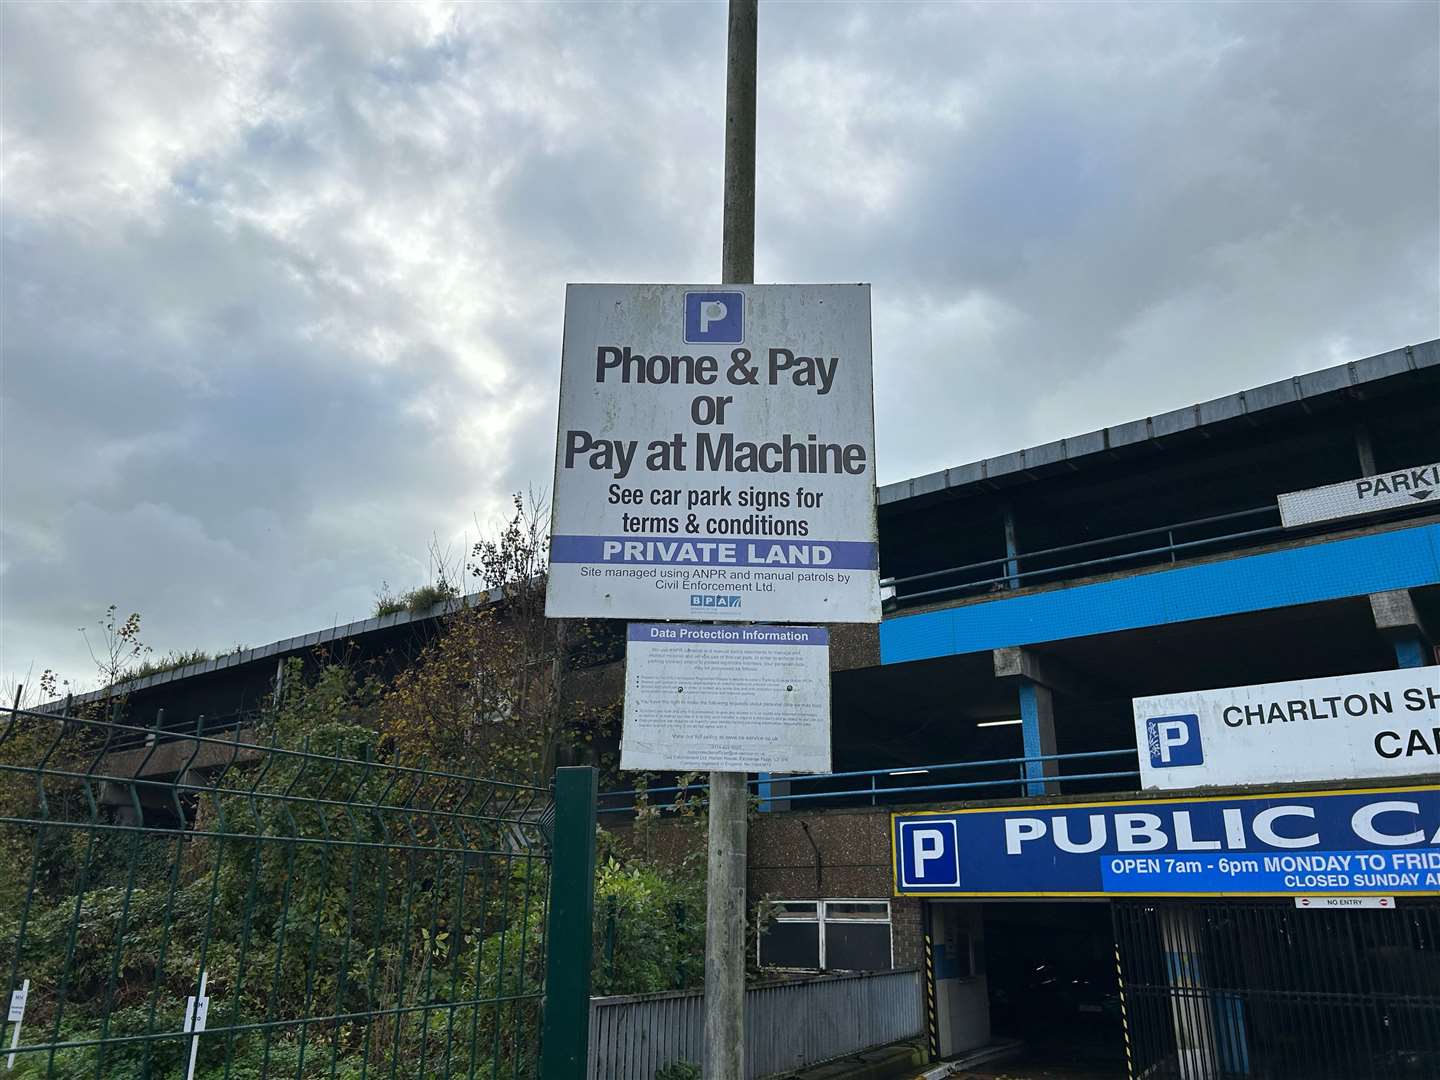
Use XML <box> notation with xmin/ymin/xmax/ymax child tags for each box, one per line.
<box><xmin>31</xmin><ymin>338</ymin><xmax>1440</xmax><ymax>1078</ymax></box>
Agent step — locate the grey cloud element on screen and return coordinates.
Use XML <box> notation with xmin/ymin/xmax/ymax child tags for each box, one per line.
<box><xmin>2</xmin><ymin>0</ymin><xmax>1436</xmax><ymax>687</ymax></box>
<box><xmin>752</xmin><ymin>2</ymin><xmax>1437</xmax><ymax>469</ymax></box>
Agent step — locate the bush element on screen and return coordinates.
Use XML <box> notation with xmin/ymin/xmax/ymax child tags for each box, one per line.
<box><xmin>591</xmin><ymin>826</ymin><xmax>706</xmax><ymax>996</ymax></box>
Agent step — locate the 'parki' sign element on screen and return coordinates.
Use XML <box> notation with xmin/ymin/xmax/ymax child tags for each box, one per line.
<box><xmin>1278</xmin><ymin>462</ymin><xmax>1439</xmax><ymax>527</ymax></box>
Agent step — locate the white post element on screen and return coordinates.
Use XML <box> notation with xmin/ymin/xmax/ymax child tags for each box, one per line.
<box><xmin>6</xmin><ymin>979</ymin><xmax>29</xmax><ymax>1070</ymax></box>
<box><xmin>183</xmin><ymin>969</ymin><xmax>209</xmax><ymax>1080</ymax></box>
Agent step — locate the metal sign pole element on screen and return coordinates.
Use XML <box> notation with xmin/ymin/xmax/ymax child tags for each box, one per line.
<box><xmin>703</xmin><ymin>2</ymin><xmax>757</xmax><ymax>1077</ymax></box>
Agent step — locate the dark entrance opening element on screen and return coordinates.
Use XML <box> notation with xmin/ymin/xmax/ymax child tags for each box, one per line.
<box><xmin>1113</xmin><ymin>899</ymin><xmax>1440</xmax><ymax>1080</ymax></box>
<box><xmin>983</xmin><ymin>901</ymin><xmax>1126</xmax><ymax>1069</ymax></box>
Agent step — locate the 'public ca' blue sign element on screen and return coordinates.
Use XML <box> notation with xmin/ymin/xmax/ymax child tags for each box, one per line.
<box><xmin>893</xmin><ymin>786</ymin><xmax>1440</xmax><ymax>897</ymax></box>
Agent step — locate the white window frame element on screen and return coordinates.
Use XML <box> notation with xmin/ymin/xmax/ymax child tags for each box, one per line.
<box><xmin>757</xmin><ymin>898</ymin><xmax>893</xmax><ymax>971</ymax></box>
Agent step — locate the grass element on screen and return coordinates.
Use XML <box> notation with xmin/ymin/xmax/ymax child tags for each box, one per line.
<box><xmin>125</xmin><ymin>644</ymin><xmax>248</xmax><ymax>682</ymax></box>
<box><xmin>373</xmin><ymin>582</ymin><xmax>459</xmax><ymax>618</ymax></box>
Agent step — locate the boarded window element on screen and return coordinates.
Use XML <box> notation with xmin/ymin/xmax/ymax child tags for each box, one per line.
<box><xmin>757</xmin><ymin>900</ymin><xmax>893</xmax><ymax>972</ymax></box>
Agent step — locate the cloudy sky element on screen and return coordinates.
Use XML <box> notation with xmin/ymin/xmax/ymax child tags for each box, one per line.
<box><xmin>3</xmin><ymin>1</ymin><xmax>1437</xmax><ymax>692</ymax></box>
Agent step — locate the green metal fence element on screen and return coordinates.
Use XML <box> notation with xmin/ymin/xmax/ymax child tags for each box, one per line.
<box><xmin>0</xmin><ymin>706</ymin><xmax>595</xmax><ymax>1080</ymax></box>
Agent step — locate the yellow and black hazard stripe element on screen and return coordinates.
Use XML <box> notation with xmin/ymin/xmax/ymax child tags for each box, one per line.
<box><xmin>1114</xmin><ymin>942</ymin><xmax>1134</xmax><ymax>1080</ymax></box>
<box><xmin>923</xmin><ymin>930</ymin><xmax>940</xmax><ymax>1059</ymax></box>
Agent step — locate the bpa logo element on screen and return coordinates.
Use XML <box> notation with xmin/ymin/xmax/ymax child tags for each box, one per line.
<box><xmin>1146</xmin><ymin>714</ymin><xmax>1203</xmax><ymax>768</ymax></box>
<box><xmin>684</xmin><ymin>291</ymin><xmax>744</xmax><ymax>344</ymax></box>
<box><xmin>690</xmin><ymin>594</ymin><xmax>742</xmax><ymax>608</ymax></box>
<box><xmin>897</xmin><ymin>819</ymin><xmax>960</xmax><ymax>889</ymax></box>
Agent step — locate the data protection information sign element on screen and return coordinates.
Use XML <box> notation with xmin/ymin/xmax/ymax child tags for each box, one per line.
<box><xmin>545</xmin><ymin>284</ymin><xmax>879</xmax><ymax>623</ymax></box>
<box><xmin>892</xmin><ymin>787</ymin><xmax>1440</xmax><ymax>898</ymax></box>
<box><xmin>1134</xmin><ymin>667</ymin><xmax>1440</xmax><ymax>791</ymax></box>
<box><xmin>621</xmin><ymin>623</ymin><xmax>831</xmax><ymax>773</ymax></box>
<box><xmin>1278</xmin><ymin>462</ymin><xmax>1439</xmax><ymax>527</ymax></box>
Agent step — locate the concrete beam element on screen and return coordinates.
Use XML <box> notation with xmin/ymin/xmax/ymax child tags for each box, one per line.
<box><xmin>991</xmin><ymin>646</ymin><xmax>1099</xmax><ymax>699</ymax></box>
<box><xmin>1370</xmin><ymin>590</ymin><xmax>1434</xmax><ymax>668</ymax></box>
<box><xmin>1370</xmin><ymin>589</ymin><xmax>1423</xmax><ymax>632</ymax></box>
<box><xmin>100</xmin><ymin>728</ymin><xmax>263</xmax><ymax>780</ymax></box>
<box><xmin>992</xmin><ymin>645</ymin><xmax>1038</xmax><ymax>682</ymax></box>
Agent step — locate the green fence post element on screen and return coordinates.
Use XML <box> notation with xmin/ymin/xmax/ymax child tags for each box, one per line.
<box><xmin>541</xmin><ymin>766</ymin><xmax>597</xmax><ymax>1080</ymax></box>
<box><xmin>673</xmin><ymin>902</ymin><xmax>686</xmax><ymax>989</ymax></box>
<box><xmin>603</xmin><ymin>896</ymin><xmax>618</xmax><ymax>986</ymax></box>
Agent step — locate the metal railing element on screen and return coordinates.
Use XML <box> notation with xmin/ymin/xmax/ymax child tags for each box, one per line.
<box><xmin>588</xmin><ymin>968</ymin><xmax>922</xmax><ymax>1080</ymax></box>
<box><xmin>881</xmin><ymin>504</ymin><xmax>1285</xmax><ymax>607</ymax></box>
<box><xmin>598</xmin><ymin>747</ymin><xmax>1141</xmax><ymax>816</ymax></box>
<box><xmin>24</xmin><ymin>698</ymin><xmax>263</xmax><ymax>753</ymax></box>
<box><xmin>1113</xmin><ymin>899</ymin><xmax>1440</xmax><ymax>1080</ymax></box>
<box><xmin>118</xmin><ymin>708</ymin><xmax>262</xmax><ymax>751</ymax></box>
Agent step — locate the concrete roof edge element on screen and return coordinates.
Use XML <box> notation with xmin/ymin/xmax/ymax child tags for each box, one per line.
<box><xmin>877</xmin><ymin>339</ymin><xmax>1438</xmax><ymax>507</ymax></box>
<box><xmin>39</xmin><ymin>588</ymin><xmax>506</xmax><ymax>710</ymax></box>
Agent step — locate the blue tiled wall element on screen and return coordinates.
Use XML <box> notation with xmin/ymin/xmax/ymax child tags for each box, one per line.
<box><xmin>880</xmin><ymin>523</ymin><xmax>1440</xmax><ymax>664</ymax></box>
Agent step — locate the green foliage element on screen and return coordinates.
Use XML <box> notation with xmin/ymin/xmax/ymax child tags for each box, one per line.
<box><xmin>379</xmin><ymin>493</ymin><xmax>616</xmax><ymax>787</ymax></box>
<box><xmin>34</xmin><ymin>605</ymin><xmax>249</xmax><ymax>698</ymax></box>
<box><xmin>654</xmin><ymin>1061</ymin><xmax>701</xmax><ymax>1080</ymax></box>
<box><xmin>3</xmin><ymin>500</ymin><xmax>640</xmax><ymax>1075</ymax></box>
<box><xmin>127</xmin><ymin>647</ymin><xmax>216</xmax><ymax>681</ymax></box>
<box><xmin>83</xmin><ymin>604</ymin><xmax>150</xmax><ymax>692</ymax></box>
<box><xmin>6</xmin><ymin>1022</ymin><xmax>390</xmax><ymax>1079</ymax></box>
<box><xmin>1</xmin><ymin>660</ymin><xmax>553</xmax><ymax>1078</ymax></box>
<box><xmin>374</xmin><ymin>581</ymin><xmax>459</xmax><ymax>618</ymax></box>
<box><xmin>591</xmin><ymin>826</ymin><xmax>706</xmax><ymax>996</ymax></box>
<box><xmin>137</xmin><ymin>647</ymin><xmax>213</xmax><ymax>677</ymax></box>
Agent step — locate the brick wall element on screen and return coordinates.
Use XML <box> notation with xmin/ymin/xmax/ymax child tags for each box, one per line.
<box><xmin>616</xmin><ymin>802</ymin><xmax>926</xmax><ymax>968</ymax></box>
<box><xmin>889</xmin><ymin>896</ymin><xmax>925</xmax><ymax>968</ymax></box>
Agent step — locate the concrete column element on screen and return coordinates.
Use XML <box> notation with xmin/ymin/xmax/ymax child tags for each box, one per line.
<box><xmin>1001</xmin><ymin>503</ymin><xmax>1020</xmax><ymax>590</ymax></box>
<box><xmin>1019</xmin><ymin>679</ymin><xmax>1058</xmax><ymax>796</ymax></box>
<box><xmin>1370</xmin><ymin>590</ymin><xmax>1433</xmax><ymax>669</ymax></box>
<box><xmin>755</xmin><ymin>774</ymin><xmax>791</xmax><ymax>812</ymax></box>
<box><xmin>1159</xmin><ymin>908</ymin><xmax>1224</xmax><ymax>1080</ymax></box>
<box><xmin>1394</xmin><ymin>638</ymin><xmax>1429</xmax><ymax>668</ymax></box>
<box><xmin>930</xmin><ymin>903</ymin><xmax>990</xmax><ymax>1058</ymax></box>
<box><xmin>1354</xmin><ymin>422</ymin><xmax>1378</xmax><ymax>477</ymax></box>
<box><xmin>993</xmin><ymin>647</ymin><xmax>1067</xmax><ymax>796</ymax></box>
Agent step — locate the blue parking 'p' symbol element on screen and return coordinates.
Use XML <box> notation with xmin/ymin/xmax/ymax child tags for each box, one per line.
<box><xmin>897</xmin><ymin>819</ymin><xmax>959</xmax><ymax>889</ymax></box>
<box><xmin>1146</xmin><ymin>714</ymin><xmax>1203</xmax><ymax>768</ymax></box>
<box><xmin>685</xmin><ymin>291</ymin><xmax>744</xmax><ymax>344</ymax></box>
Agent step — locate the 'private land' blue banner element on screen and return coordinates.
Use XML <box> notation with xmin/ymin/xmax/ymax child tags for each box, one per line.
<box><xmin>550</xmin><ymin>534</ymin><xmax>878</xmax><ymax>570</ymax></box>
<box><xmin>893</xmin><ymin>786</ymin><xmax>1440</xmax><ymax>897</ymax></box>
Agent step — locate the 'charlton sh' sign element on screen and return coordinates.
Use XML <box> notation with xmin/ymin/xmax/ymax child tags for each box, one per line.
<box><xmin>1135</xmin><ymin>667</ymin><xmax>1440</xmax><ymax>791</ymax></box>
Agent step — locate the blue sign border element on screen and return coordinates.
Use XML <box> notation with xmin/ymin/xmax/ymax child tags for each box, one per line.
<box><xmin>892</xmin><ymin>785</ymin><xmax>1440</xmax><ymax>899</ymax></box>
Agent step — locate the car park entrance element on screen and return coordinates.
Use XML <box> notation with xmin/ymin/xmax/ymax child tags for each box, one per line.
<box><xmin>926</xmin><ymin>896</ymin><xmax>1440</xmax><ymax>1079</ymax></box>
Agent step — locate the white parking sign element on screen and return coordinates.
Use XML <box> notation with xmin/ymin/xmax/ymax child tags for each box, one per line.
<box><xmin>545</xmin><ymin>284</ymin><xmax>880</xmax><ymax>624</ymax></box>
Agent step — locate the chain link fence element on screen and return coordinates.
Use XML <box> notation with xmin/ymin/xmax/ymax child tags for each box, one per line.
<box><xmin>0</xmin><ymin>705</ymin><xmax>559</xmax><ymax>1080</ymax></box>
